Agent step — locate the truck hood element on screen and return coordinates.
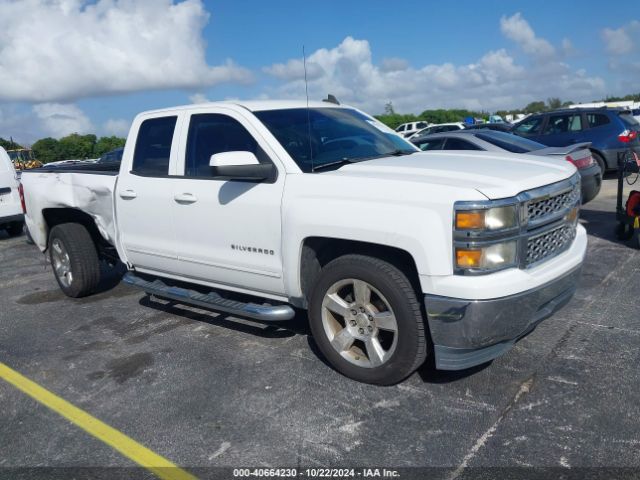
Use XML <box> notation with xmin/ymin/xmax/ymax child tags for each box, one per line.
<box><xmin>331</xmin><ymin>150</ymin><xmax>577</xmax><ymax>199</ymax></box>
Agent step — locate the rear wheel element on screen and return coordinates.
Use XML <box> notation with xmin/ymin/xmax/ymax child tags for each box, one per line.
<box><xmin>5</xmin><ymin>221</ymin><xmax>24</xmax><ymax>237</ymax></box>
<box><xmin>48</xmin><ymin>223</ymin><xmax>100</xmax><ymax>298</ymax></box>
<box><xmin>592</xmin><ymin>151</ymin><xmax>606</xmax><ymax>177</ymax></box>
<box><xmin>308</xmin><ymin>254</ymin><xmax>428</xmax><ymax>385</ymax></box>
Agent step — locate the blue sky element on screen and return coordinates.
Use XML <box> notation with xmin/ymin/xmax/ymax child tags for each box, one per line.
<box><xmin>0</xmin><ymin>0</ymin><xmax>638</xmax><ymax>143</ymax></box>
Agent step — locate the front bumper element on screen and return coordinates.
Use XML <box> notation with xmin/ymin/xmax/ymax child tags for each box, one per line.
<box><xmin>425</xmin><ymin>264</ymin><xmax>582</xmax><ymax>370</ymax></box>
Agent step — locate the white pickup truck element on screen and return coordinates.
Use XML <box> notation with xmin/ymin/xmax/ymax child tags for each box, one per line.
<box><xmin>21</xmin><ymin>100</ymin><xmax>586</xmax><ymax>385</ymax></box>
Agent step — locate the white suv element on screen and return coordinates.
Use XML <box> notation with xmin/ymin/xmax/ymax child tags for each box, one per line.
<box><xmin>395</xmin><ymin>121</ymin><xmax>431</xmax><ymax>138</ymax></box>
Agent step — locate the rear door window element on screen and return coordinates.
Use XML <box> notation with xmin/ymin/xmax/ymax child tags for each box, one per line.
<box><xmin>132</xmin><ymin>116</ymin><xmax>177</xmax><ymax>176</ymax></box>
<box><xmin>543</xmin><ymin>114</ymin><xmax>582</xmax><ymax>134</ymax></box>
<box><xmin>442</xmin><ymin>138</ymin><xmax>482</xmax><ymax>150</ymax></box>
<box><xmin>415</xmin><ymin>138</ymin><xmax>446</xmax><ymax>151</ymax></box>
<box><xmin>586</xmin><ymin>113</ymin><xmax>610</xmax><ymax>128</ymax></box>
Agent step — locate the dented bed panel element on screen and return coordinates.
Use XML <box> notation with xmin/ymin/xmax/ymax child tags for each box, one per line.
<box><xmin>21</xmin><ymin>171</ymin><xmax>118</xmax><ymax>252</ymax></box>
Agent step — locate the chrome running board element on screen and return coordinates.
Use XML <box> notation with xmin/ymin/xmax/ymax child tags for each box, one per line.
<box><xmin>123</xmin><ymin>272</ymin><xmax>295</xmax><ymax>321</ymax></box>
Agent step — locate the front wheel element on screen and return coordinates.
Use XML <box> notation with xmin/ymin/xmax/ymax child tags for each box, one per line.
<box><xmin>308</xmin><ymin>254</ymin><xmax>428</xmax><ymax>385</ymax></box>
<box><xmin>48</xmin><ymin>223</ymin><xmax>101</xmax><ymax>298</ymax></box>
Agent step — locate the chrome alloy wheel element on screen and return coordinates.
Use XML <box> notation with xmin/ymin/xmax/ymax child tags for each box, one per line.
<box><xmin>321</xmin><ymin>278</ymin><xmax>398</xmax><ymax>368</ymax></box>
<box><xmin>51</xmin><ymin>239</ymin><xmax>73</xmax><ymax>288</ymax></box>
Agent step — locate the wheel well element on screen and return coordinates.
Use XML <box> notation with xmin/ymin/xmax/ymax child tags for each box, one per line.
<box><xmin>42</xmin><ymin>208</ymin><xmax>114</xmax><ymax>260</ymax></box>
<box><xmin>300</xmin><ymin>237</ymin><xmax>421</xmax><ymax>303</ymax></box>
<box><xmin>589</xmin><ymin>148</ymin><xmax>608</xmax><ymax>169</ymax></box>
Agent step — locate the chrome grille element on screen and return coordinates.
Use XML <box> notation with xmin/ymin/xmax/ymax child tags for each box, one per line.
<box><xmin>527</xmin><ymin>184</ymin><xmax>580</xmax><ymax>224</ymax></box>
<box><xmin>526</xmin><ymin>225</ymin><xmax>576</xmax><ymax>266</ymax></box>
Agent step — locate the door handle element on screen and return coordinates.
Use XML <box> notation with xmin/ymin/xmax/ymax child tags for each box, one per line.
<box><xmin>174</xmin><ymin>193</ymin><xmax>198</xmax><ymax>204</ymax></box>
<box><xmin>119</xmin><ymin>189</ymin><xmax>137</xmax><ymax>199</ymax></box>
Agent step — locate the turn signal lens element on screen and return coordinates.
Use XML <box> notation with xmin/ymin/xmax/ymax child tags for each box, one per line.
<box><xmin>566</xmin><ymin>206</ymin><xmax>579</xmax><ymax>223</ymax></box>
<box><xmin>456</xmin><ymin>211</ymin><xmax>485</xmax><ymax>230</ymax></box>
<box><xmin>456</xmin><ymin>249</ymin><xmax>482</xmax><ymax>267</ymax></box>
<box><xmin>455</xmin><ymin>241</ymin><xmax>517</xmax><ymax>271</ymax></box>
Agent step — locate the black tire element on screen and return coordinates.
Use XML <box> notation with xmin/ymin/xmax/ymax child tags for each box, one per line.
<box><xmin>48</xmin><ymin>223</ymin><xmax>100</xmax><ymax>298</ymax></box>
<box><xmin>308</xmin><ymin>254</ymin><xmax>428</xmax><ymax>385</ymax></box>
<box><xmin>5</xmin><ymin>221</ymin><xmax>24</xmax><ymax>237</ymax></box>
<box><xmin>592</xmin><ymin>151</ymin><xmax>606</xmax><ymax>177</ymax></box>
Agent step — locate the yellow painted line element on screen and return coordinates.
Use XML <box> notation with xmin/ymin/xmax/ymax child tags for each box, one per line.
<box><xmin>0</xmin><ymin>362</ymin><xmax>197</xmax><ymax>480</ymax></box>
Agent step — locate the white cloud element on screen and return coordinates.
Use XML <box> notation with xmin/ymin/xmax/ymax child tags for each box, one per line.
<box><xmin>32</xmin><ymin>103</ymin><xmax>94</xmax><ymax>138</ymax></box>
<box><xmin>263</xmin><ymin>35</ymin><xmax>604</xmax><ymax>114</ymax></box>
<box><xmin>0</xmin><ymin>105</ymin><xmax>42</xmax><ymax>144</ymax></box>
<box><xmin>500</xmin><ymin>12</ymin><xmax>555</xmax><ymax>59</ymax></box>
<box><xmin>602</xmin><ymin>20</ymin><xmax>639</xmax><ymax>55</ymax></box>
<box><xmin>103</xmin><ymin>118</ymin><xmax>130</xmax><ymax>137</ymax></box>
<box><xmin>0</xmin><ymin>0</ymin><xmax>253</xmax><ymax>103</ymax></box>
<box><xmin>189</xmin><ymin>93</ymin><xmax>211</xmax><ymax>104</ymax></box>
<box><xmin>380</xmin><ymin>57</ymin><xmax>410</xmax><ymax>73</ymax></box>
<box><xmin>263</xmin><ymin>58</ymin><xmax>324</xmax><ymax>81</ymax></box>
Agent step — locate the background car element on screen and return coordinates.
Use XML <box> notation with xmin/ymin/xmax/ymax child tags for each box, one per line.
<box><xmin>511</xmin><ymin>107</ymin><xmax>640</xmax><ymax>175</ymax></box>
<box><xmin>410</xmin><ymin>122</ymin><xmax>465</xmax><ymax>138</ymax></box>
<box><xmin>411</xmin><ymin>129</ymin><xmax>602</xmax><ymax>204</ymax></box>
<box><xmin>96</xmin><ymin>147</ymin><xmax>123</xmax><ymax>166</ymax></box>
<box><xmin>394</xmin><ymin>121</ymin><xmax>431</xmax><ymax>138</ymax></box>
<box><xmin>464</xmin><ymin>123</ymin><xmax>513</xmax><ymax>132</ymax></box>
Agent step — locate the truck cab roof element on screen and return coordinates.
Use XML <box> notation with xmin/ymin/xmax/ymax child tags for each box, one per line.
<box><xmin>140</xmin><ymin>100</ymin><xmax>347</xmax><ymax>117</ymax></box>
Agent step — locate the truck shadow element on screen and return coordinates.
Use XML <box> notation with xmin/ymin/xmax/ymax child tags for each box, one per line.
<box><xmin>139</xmin><ymin>294</ymin><xmax>489</xmax><ymax>385</ymax></box>
<box><xmin>579</xmin><ymin>209</ymin><xmax>619</xmax><ymax>243</ymax></box>
<box><xmin>138</xmin><ymin>294</ymin><xmax>301</xmax><ymax>339</ymax></box>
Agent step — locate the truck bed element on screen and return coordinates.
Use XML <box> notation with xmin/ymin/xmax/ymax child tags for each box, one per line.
<box><xmin>21</xmin><ymin>168</ymin><xmax>118</xmax><ymax>252</ymax></box>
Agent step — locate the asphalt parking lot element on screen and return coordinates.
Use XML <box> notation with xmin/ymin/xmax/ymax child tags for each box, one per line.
<box><xmin>1</xmin><ymin>176</ymin><xmax>639</xmax><ymax>479</ymax></box>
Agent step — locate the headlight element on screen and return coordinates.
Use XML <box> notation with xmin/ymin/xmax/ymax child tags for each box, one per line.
<box><xmin>455</xmin><ymin>241</ymin><xmax>517</xmax><ymax>270</ymax></box>
<box><xmin>455</xmin><ymin>205</ymin><xmax>518</xmax><ymax>231</ymax></box>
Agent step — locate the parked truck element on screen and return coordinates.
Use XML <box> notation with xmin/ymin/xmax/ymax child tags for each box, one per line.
<box><xmin>20</xmin><ymin>100</ymin><xmax>586</xmax><ymax>385</ymax></box>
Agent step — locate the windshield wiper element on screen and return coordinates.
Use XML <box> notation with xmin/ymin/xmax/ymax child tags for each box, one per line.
<box><xmin>312</xmin><ymin>149</ymin><xmax>416</xmax><ymax>172</ymax></box>
<box><xmin>349</xmin><ymin>149</ymin><xmax>416</xmax><ymax>162</ymax></box>
<box><xmin>312</xmin><ymin>158</ymin><xmax>357</xmax><ymax>172</ymax></box>
<box><xmin>386</xmin><ymin>149</ymin><xmax>416</xmax><ymax>156</ymax></box>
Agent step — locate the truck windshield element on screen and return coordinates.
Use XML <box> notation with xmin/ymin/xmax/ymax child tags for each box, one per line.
<box><xmin>254</xmin><ymin>107</ymin><xmax>417</xmax><ymax>172</ymax></box>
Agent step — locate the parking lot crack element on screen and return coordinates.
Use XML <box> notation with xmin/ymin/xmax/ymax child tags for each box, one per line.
<box><xmin>447</xmin><ymin>375</ymin><xmax>534</xmax><ymax>480</ymax></box>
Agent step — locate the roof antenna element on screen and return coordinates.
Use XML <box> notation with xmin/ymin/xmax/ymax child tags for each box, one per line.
<box><xmin>323</xmin><ymin>94</ymin><xmax>340</xmax><ymax>105</ymax></box>
<box><xmin>303</xmin><ymin>45</ymin><xmax>314</xmax><ymax>171</ymax></box>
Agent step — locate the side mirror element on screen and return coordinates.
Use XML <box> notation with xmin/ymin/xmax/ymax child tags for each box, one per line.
<box><xmin>208</xmin><ymin>151</ymin><xmax>276</xmax><ymax>182</ymax></box>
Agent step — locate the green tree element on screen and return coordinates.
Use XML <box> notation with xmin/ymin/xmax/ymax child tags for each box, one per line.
<box><xmin>32</xmin><ymin>137</ymin><xmax>61</xmax><ymax>164</ymax></box>
<box><xmin>94</xmin><ymin>136</ymin><xmax>126</xmax><ymax>157</ymax></box>
<box><xmin>547</xmin><ymin>97</ymin><xmax>562</xmax><ymax>110</ymax></box>
<box><xmin>420</xmin><ymin>109</ymin><xmax>481</xmax><ymax>124</ymax></box>
<box><xmin>374</xmin><ymin>113</ymin><xmax>419</xmax><ymax>129</ymax></box>
<box><xmin>524</xmin><ymin>101</ymin><xmax>547</xmax><ymax>113</ymax></box>
<box><xmin>57</xmin><ymin>133</ymin><xmax>97</xmax><ymax>160</ymax></box>
<box><xmin>0</xmin><ymin>137</ymin><xmax>23</xmax><ymax>150</ymax></box>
